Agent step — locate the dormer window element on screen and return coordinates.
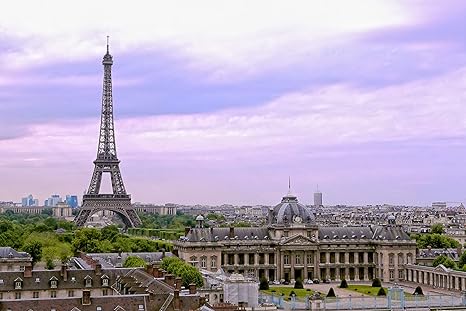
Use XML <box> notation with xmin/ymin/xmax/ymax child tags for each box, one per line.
<box><xmin>14</xmin><ymin>278</ymin><xmax>22</xmax><ymax>290</ymax></box>
<box><xmin>71</xmin><ymin>276</ymin><xmax>76</xmax><ymax>282</ymax></box>
<box><xmin>101</xmin><ymin>275</ymin><xmax>109</xmax><ymax>287</ymax></box>
<box><xmin>84</xmin><ymin>275</ymin><xmax>92</xmax><ymax>287</ymax></box>
<box><xmin>35</xmin><ymin>278</ymin><xmax>40</xmax><ymax>283</ymax></box>
<box><xmin>50</xmin><ymin>276</ymin><xmax>58</xmax><ymax>288</ymax></box>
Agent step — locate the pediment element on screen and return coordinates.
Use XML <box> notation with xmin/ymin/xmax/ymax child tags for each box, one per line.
<box><xmin>433</xmin><ymin>264</ymin><xmax>450</xmax><ymax>272</ymax></box>
<box><xmin>281</xmin><ymin>234</ymin><xmax>317</xmax><ymax>246</ymax></box>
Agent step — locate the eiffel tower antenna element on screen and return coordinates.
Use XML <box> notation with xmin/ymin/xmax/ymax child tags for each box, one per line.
<box><xmin>74</xmin><ymin>39</ymin><xmax>141</xmax><ymax>228</ymax></box>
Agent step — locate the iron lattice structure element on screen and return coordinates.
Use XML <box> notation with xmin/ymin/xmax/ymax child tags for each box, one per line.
<box><xmin>74</xmin><ymin>42</ymin><xmax>142</xmax><ymax>228</ymax></box>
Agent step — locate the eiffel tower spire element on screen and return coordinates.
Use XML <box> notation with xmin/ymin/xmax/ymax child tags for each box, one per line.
<box><xmin>74</xmin><ymin>39</ymin><xmax>141</xmax><ymax>228</ymax></box>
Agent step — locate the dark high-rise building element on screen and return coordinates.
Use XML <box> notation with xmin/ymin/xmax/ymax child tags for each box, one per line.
<box><xmin>314</xmin><ymin>185</ymin><xmax>323</xmax><ymax>207</ymax></box>
<box><xmin>66</xmin><ymin>195</ymin><xmax>79</xmax><ymax>208</ymax></box>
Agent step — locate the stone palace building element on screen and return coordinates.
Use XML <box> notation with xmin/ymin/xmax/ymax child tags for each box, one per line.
<box><xmin>174</xmin><ymin>190</ymin><xmax>417</xmax><ymax>283</ymax></box>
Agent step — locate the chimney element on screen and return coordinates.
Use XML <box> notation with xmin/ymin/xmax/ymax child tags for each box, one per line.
<box><xmin>185</xmin><ymin>227</ymin><xmax>191</xmax><ymax>236</ymax></box>
<box><xmin>175</xmin><ymin>277</ymin><xmax>182</xmax><ymax>290</ymax></box>
<box><xmin>60</xmin><ymin>264</ymin><xmax>68</xmax><ymax>281</ymax></box>
<box><xmin>174</xmin><ymin>290</ymin><xmax>181</xmax><ymax>310</ymax></box>
<box><xmin>229</xmin><ymin>227</ymin><xmax>234</xmax><ymax>239</ymax></box>
<box><xmin>164</xmin><ymin>274</ymin><xmax>175</xmax><ymax>287</ymax></box>
<box><xmin>189</xmin><ymin>283</ymin><xmax>196</xmax><ymax>294</ymax></box>
<box><xmin>24</xmin><ymin>265</ymin><xmax>32</xmax><ymax>278</ymax></box>
<box><xmin>146</xmin><ymin>264</ymin><xmax>154</xmax><ymax>276</ymax></box>
<box><xmin>199</xmin><ymin>296</ymin><xmax>206</xmax><ymax>306</ymax></box>
<box><xmin>95</xmin><ymin>263</ymin><xmax>102</xmax><ymax>276</ymax></box>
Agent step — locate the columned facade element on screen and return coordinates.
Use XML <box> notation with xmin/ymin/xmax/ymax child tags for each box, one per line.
<box><xmin>175</xmin><ymin>191</ymin><xmax>416</xmax><ymax>283</ymax></box>
<box><xmin>405</xmin><ymin>264</ymin><xmax>466</xmax><ymax>291</ymax></box>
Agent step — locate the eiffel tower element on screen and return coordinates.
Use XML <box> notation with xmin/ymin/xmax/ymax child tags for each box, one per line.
<box><xmin>74</xmin><ymin>39</ymin><xmax>141</xmax><ymax>228</ymax></box>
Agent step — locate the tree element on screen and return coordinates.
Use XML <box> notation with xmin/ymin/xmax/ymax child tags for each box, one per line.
<box><xmin>377</xmin><ymin>288</ymin><xmax>386</xmax><ymax>296</ymax></box>
<box><xmin>339</xmin><ymin>279</ymin><xmax>348</xmax><ymax>288</ymax></box>
<box><xmin>161</xmin><ymin>257</ymin><xmax>204</xmax><ymax>287</ymax></box>
<box><xmin>123</xmin><ymin>256</ymin><xmax>147</xmax><ymax>268</ymax></box>
<box><xmin>22</xmin><ymin>240</ymin><xmax>43</xmax><ymax>266</ymax></box>
<box><xmin>294</xmin><ymin>278</ymin><xmax>303</xmax><ymax>289</ymax></box>
<box><xmin>431</xmin><ymin>224</ymin><xmax>444</xmax><ymax>234</ymax></box>
<box><xmin>372</xmin><ymin>278</ymin><xmax>381</xmax><ymax>287</ymax></box>
<box><xmin>413</xmin><ymin>286</ymin><xmax>424</xmax><ymax>295</ymax></box>
<box><xmin>415</xmin><ymin>233</ymin><xmax>459</xmax><ymax>249</ymax></box>
<box><xmin>327</xmin><ymin>287</ymin><xmax>336</xmax><ymax>297</ymax></box>
<box><xmin>71</xmin><ymin>228</ymin><xmax>102</xmax><ymax>253</ymax></box>
<box><xmin>459</xmin><ymin>251</ymin><xmax>466</xmax><ymax>268</ymax></box>
<box><xmin>432</xmin><ymin>255</ymin><xmax>457</xmax><ymax>269</ymax></box>
<box><xmin>101</xmin><ymin>225</ymin><xmax>120</xmax><ymax>242</ymax></box>
<box><xmin>259</xmin><ymin>276</ymin><xmax>269</xmax><ymax>290</ymax></box>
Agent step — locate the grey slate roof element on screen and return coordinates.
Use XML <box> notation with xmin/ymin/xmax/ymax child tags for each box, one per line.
<box><xmin>87</xmin><ymin>252</ymin><xmax>174</xmax><ymax>268</ymax></box>
<box><xmin>371</xmin><ymin>226</ymin><xmax>411</xmax><ymax>240</ymax></box>
<box><xmin>185</xmin><ymin>227</ymin><xmax>270</xmax><ymax>242</ymax></box>
<box><xmin>184</xmin><ymin>226</ymin><xmax>411</xmax><ymax>242</ymax></box>
<box><xmin>0</xmin><ymin>247</ymin><xmax>31</xmax><ymax>259</ymax></box>
<box><xmin>319</xmin><ymin>227</ymin><xmax>373</xmax><ymax>240</ymax></box>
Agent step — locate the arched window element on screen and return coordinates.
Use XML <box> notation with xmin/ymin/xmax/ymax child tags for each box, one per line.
<box><xmin>211</xmin><ymin>256</ymin><xmax>217</xmax><ymax>269</ymax></box>
<box><xmin>295</xmin><ymin>254</ymin><xmax>301</xmax><ymax>265</ymax></box>
<box><xmin>190</xmin><ymin>256</ymin><xmax>198</xmax><ymax>267</ymax></box>
<box><xmin>201</xmin><ymin>256</ymin><xmax>207</xmax><ymax>269</ymax></box>
<box><xmin>398</xmin><ymin>253</ymin><xmax>404</xmax><ymax>265</ymax></box>
<box><xmin>389</xmin><ymin>253</ymin><xmax>395</xmax><ymax>266</ymax></box>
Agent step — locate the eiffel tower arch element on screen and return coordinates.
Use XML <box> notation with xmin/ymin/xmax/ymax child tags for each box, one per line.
<box><xmin>74</xmin><ymin>39</ymin><xmax>141</xmax><ymax>228</ymax></box>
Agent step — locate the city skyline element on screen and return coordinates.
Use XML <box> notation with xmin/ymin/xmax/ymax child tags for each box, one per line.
<box><xmin>1</xmin><ymin>1</ymin><xmax>466</xmax><ymax>205</ymax></box>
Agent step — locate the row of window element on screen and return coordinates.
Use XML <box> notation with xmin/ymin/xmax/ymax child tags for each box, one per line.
<box><xmin>1</xmin><ymin>289</ymin><xmax>109</xmax><ymax>300</ymax></box>
<box><xmin>190</xmin><ymin>256</ymin><xmax>217</xmax><ymax>269</ymax></box>
<box><xmin>284</xmin><ymin>254</ymin><xmax>314</xmax><ymax>265</ymax></box>
<box><xmin>12</xmin><ymin>276</ymin><xmax>109</xmax><ymax>290</ymax></box>
<box><xmin>388</xmin><ymin>269</ymin><xmax>405</xmax><ymax>280</ymax></box>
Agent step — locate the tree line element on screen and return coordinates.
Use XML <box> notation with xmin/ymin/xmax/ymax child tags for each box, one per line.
<box><xmin>0</xmin><ymin>213</ymin><xmax>174</xmax><ymax>268</ymax></box>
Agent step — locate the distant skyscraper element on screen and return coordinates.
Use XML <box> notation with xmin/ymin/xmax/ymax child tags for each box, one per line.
<box><xmin>66</xmin><ymin>195</ymin><xmax>79</xmax><ymax>208</ymax></box>
<box><xmin>314</xmin><ymin>185</ymin><xmax>323</xmax><ymax>207</ymax></box>
<box><xmin>21</xmin><ymin>194</ymin><xmax>35</xmax><ymax>207</ymax></box>
<box><xmin>45</xmin><ymin>194</ymin><xmax>62</xmax><ymax>207</ymax></box>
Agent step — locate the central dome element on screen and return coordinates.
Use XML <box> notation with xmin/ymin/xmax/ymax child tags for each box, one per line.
<box><xmin>269</xmin><ymin>190</ymin><xmax>315</xmax><ymax>226</ymax></box>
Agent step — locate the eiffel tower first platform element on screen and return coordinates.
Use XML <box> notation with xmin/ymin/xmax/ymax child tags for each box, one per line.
<box><xmin>74</xmin><ymin>39</ymin><xmax>141</xmax><ymax>228</ymax></box>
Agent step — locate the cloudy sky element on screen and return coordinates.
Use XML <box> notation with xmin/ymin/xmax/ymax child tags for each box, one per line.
<box><xmin>1</xmin><ymin>1</ymin><xmax>466</xmax><ymax>206</ymax></box>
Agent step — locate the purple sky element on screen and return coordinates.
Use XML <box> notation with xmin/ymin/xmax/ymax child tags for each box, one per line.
<box><xmin>1</xmin><ymin>1</ymin><xmax>466</xmax><ymax>206</ymax></box>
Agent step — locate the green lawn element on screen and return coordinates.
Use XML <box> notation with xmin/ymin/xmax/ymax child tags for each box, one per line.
<box><xmin>344</xmin><ymin>285</ymin><xmax>386</xmax><ymax>296</ymax></box>
<box><xmin>261</xmin><ymin>286</ymin><xmax>317</xmax><ymax>298</ymax></box>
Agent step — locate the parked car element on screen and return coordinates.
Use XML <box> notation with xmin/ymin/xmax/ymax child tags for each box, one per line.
<box><xmin>323</xmin><ymin>279</ymin><xmax>331</xmax><ymax>284</ymax></box>
<box><xmin>313</xmin><ymin>279</ymin><xmax>320</xmax><ymax>284</ymax></box>
<box><xmin>305</xmin><ymin>279</ymin><xmax>313</xmax><ymax>284</ymax></box>
<box><xmin>273</xmin><ymin>280</ymin><xmax>280</xmax><ymax>285</ymax></box>
<box><xmin>282</xmin><ymin>280</ymin><xmax>290</xmax><ymax>285</ymax></box>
